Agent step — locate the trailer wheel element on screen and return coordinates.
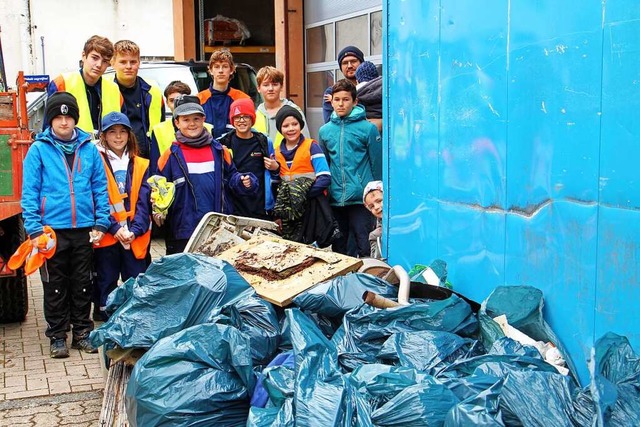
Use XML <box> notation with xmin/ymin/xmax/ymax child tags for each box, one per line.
<box><xmin>0</xmin><ymin>215</ymin><xmax>29</xmax><ymax>323</ymax></box>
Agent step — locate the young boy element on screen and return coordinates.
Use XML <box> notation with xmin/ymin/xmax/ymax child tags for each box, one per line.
<box><xmin>363</xmin><ymin>180</ymin><xmax>383</xmax><ymax>259</ymax></box>
<box><xmin>47</xmin><ymin>35</ymin><xmax>122</xmax><ymax>135</ymax></box>
<box><xmin>149</xmin><ymin>82</ymin><xmax>214</xmax><ymax>174</ymax></box>
<box><xmin>273</xmin><ymin>106</ymin><xmax>333</xmax><ymax>244</ymax></box>
<box><xmin>197</xmin><ymin>49</ymin><xmax>250</xmax><ymax>139</ymax></box>
<box><xmin>110</xmin><ymin>40</ymin><xmax>165</xmax><ymax>159</ymax></box>
<box><xmin>157</xmin><ymin>96</ymin><xmax>258</xmax><ymax>254</ymax></box>
<box><xmin>254</xmin><ymin>66</ymin><xmax>309</xmax><ymax>147</ymax></box>
<box><xmin>319</xmin><ymin>79</ymin><xmax>382</xmax><ymax>257</ymax></box>
<box><xmin>218</xmin><ymin>98</ymin><xmax>280</xmax><ymax>220</ymax></box>
<box><xmin>21</xmin><ymin>92</ymin><xmax>111</xmax><ymax>357</ymax></box>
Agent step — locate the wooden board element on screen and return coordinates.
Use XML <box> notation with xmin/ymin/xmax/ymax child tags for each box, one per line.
<box><xmin>215</xmin><ymin>235</ymin><xmax>362</xmax><ymax>306</ymax></box>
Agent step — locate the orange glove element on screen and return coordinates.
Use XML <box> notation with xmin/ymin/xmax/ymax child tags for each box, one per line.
<box><xmin>8</xmin><ymin>226</ymin><xmax>57</xmax><ymax>275</ymax></box>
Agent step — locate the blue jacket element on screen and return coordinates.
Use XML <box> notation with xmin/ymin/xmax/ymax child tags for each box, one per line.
<box><xmin>158</xmin><ymin>139</ymin><xmax>258</xmax><ymax>240</ymax></box>
<box><xmin>21</xmin><ymin>127</ymin><xmax>111</xmax><ymax>238</ymax></box>
<box><xmin>217</xmin><ymin>129</ymin><xmax>280</xmax><ymax>212</ymax></box>
<box><xmin>318</xmin><ymin>104</ymin><xmax>382</xmax><ymax>206</ymax></box>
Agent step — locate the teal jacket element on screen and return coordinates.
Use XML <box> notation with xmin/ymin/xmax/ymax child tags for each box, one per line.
<box><xmin>318</xmin><ymin>104</ymin><xmax>382</xmax><ymax>206</ymax></box>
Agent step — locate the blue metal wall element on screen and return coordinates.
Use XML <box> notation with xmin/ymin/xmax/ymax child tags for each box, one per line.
<box><xmin>384</xmin><ymin>1</ymin><xmax>640</xmax><ymax>385</ymax></box>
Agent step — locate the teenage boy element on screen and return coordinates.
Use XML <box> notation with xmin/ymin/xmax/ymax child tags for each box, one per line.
<box><xmin>149</xmin><ymin>82</ymin><xmax>213</xmax><ymax>174</ymax></box>
<box><xmin>218</xmin><ymin>98</ymin><xmax>280</xmax><ymax>220</ymax></box>
<box><xmin>197</xmin><ymin>49</ymin><xmax>250</xmax><ymax>139</ymax></box>
<box><xmin>319</xmin><ymin>79</ymin><xmax>382</xmax><ymax>257</ymax></box>
<box><xmin>157</xmin><ymin>96</ymin><xmax>258</xmax><ymax>254</ymax></box>
<box><xmin>47</xmin><ymin>35</ymin><xmax>122</xmax><ymax>136</ymax></box>
<box><xmin>254</xmin><ymin>66</ymin><xmax>309</xmax><ymax>147</ymax></box>
<box><xmin>111</xmin><ymin>40</ymin><xmax>165</xmax><ymax>159</ymax></box>
<box><xmin>22</xmin><ymin>92</ymin><xmax>111</xmax><ymax>357</ymax></box>
<box><xmin>322</xmin><ymin>45</ymin><xmax>364</xmax><ymax>123</ymax></box>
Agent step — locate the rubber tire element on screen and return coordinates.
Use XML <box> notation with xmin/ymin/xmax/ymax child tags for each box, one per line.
<box><xmin>0</xmin><ymin>215</ymin><xmax>29</xmax><ymax>323</ymax></box>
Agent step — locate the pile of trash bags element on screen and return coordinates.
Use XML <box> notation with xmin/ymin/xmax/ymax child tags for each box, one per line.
<box><xmin>90</xmin><ymin>253</ymin><xmax>640</xmax><ymax>426</ymax></box>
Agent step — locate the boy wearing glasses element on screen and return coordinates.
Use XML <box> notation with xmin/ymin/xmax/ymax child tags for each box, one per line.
<box><xmin>218</xmin><ymin>98</ymin><xmax>280</xmax><ymax>220</ymax></box>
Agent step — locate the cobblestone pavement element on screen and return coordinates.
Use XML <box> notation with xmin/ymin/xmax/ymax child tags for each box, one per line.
<box><xmin>0</xmin><ymin>239</ymin><xmax>166</xmax><ymax>426</ymax></box>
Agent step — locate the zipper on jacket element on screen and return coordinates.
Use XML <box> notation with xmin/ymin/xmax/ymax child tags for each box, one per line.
<box><xmin>40</xmin><ymin>196</ymin><xmax>46</xmax><ymax>222</ymax></box>
<box><xmin>340</xmin><ymin>121</ymin><xmax>346</xmax><ymax>205</ymax></box>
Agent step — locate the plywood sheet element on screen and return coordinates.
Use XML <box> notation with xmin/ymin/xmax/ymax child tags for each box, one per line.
<box><xmin>215</xmin><ymin>235</ymin><xmax>362</xmax><ymax>306</ymax></box>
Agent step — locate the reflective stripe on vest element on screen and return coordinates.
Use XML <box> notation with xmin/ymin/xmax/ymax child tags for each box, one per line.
<box><xmin>152</xmin><ymin>121</ymin><xmax>213</xmax><ymax>158</ymax></box>
<box><xmin>274</xmin><ymin>138</ymin><xmax>316</xmax><ymax>182</ymax></box>
<box><xmin>96</xmin><ymin>155</ymin><xmax>151</xmax><ymax>259</ymax></box>
<box><xmin>62</xmin><ymin>72</ymin><xmax>121</xmax><ymax>134</ymax></box>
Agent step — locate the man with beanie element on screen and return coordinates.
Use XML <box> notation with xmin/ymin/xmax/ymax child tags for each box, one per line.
<box><xmin>322</xmin><ymin>45</ymin><xmax>365</xmax><ymax>123</ymax></box>
<box><xmin>47</xmin><ymin>35</ymin><xmax>123</xmax><ymax>136</ymax></box>
<box><xmin>22</xmin><ymin>91</ymin><xmax>111</xmax><ymax>357</ymax></box>
<box><xmin>157</xmin><ymin>95</ymin><xmax>258</xmax><ymax>254</ymax></box>
<box><xmin>217</xmin><ymin>98</ymin><xmax>280</xmax><ymax>220</ymax></box>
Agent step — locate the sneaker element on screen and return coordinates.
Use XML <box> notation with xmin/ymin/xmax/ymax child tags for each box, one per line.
<box><xmin>50</xmin><ymin>339</ymin><xmax>69</xmax><ymax>358</ymax></box>
<box><xmin>71</xmin><ymin>337</ymin><xmax>98</xmax><ymax>354</ymax></box>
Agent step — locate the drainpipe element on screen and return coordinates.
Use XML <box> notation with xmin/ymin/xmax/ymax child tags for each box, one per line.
<box><xmin>19</xmin><ymin>0</ymin><xmax>33</xmax><ymax>74</ymax></box>
<box><xmin>40</xmin><ymin>36</ymin><xmax>45</xmax><ymax>73</ymax></box>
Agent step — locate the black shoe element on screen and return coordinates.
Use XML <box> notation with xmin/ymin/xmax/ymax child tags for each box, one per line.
<box><xmin>50</xmin><ymin>339</ymin><xmax>69</xmax><ymax>358</ymax></box>
<box><xmin>71</xmin><ymin>337</ymin><xmax>98</xmax><ymax>354</ymax></box>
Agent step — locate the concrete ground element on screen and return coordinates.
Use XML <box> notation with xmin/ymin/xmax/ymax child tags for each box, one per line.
<box><xmin>0</xmin><ymin>239</ymin><xmax>166</xmax><ymax>426</ymax></box>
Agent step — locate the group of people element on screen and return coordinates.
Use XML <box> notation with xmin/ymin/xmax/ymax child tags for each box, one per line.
<box><xmin>20</xmin><ymin>35</ymin><xmax>384</xmax><ymax>359</ymax></box>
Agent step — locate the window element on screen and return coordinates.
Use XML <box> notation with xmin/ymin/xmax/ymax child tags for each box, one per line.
<box><xmin>306</xmin><ymin>24</ymin><xmax>334</xmax><ymax>64</ymax></box>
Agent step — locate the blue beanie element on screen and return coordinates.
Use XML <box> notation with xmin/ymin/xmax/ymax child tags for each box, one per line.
<box><xmin>355</xmin><ymin>61</ymin><xmax>379</xmax><ymax>83</ymax></box>
<box><xmin>337</xmin><ymin>45</ymin><xmax>365</xmax><ymax>66</ymax></box>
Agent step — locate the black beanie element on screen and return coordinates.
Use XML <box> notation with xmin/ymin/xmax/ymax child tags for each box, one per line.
<box><xmin>45</xmin><ymin>92</ymin><xmax>80</xmax><ymax>127</ymax></box>
<box><xmin>275</xmin><ymin>105</ymin><xmax>305</xmax><ymax>134</ymax></box>
<box><xmin>337</xmin><ymin>45</ymin><xmax>365</xmax><ymax>66</ymax></box>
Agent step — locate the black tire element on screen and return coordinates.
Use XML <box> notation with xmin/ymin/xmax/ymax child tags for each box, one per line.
<box><xmin>0</xmin><ymin>215</ymin><xmax>29</xmax><ymax>323</ymax></box>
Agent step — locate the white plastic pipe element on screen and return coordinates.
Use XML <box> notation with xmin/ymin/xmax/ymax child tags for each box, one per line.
<box><xmin>392</xmin><ymin>265</ymin><xmax>410</xmax><ymax>305</ymax></box>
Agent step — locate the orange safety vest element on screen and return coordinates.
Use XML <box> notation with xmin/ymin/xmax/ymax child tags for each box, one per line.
<box><xmin>274</xmin><ymin>138</ymin><xmax>317</xmax><ymax>182</ymax></box>
<box><xmin>96</xmin><ymin>154</ymin><xmax>151</xmax><ymax>259</ymax></box>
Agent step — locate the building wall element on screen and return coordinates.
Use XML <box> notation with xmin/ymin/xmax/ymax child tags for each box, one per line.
<box><xmin>303</xmin><ymin>0</ymin><xmax>382</xmax><ymax>138</ymax></box>
<box><xmin>0</xmin><ymin>0</ymin><xmax>174</xmax><ymax>87</ymax></box>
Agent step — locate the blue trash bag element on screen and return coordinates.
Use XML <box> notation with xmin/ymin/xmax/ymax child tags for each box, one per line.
<box><xmin>477</xmin><ymin>286</ymin><xmax>578</xmax><ymax>383</ymax></box>
<box><xmin>293</xmin><ymin>272</ymin><xmax>398</xmax><ymax>318</ymax></box>
<box><xmin>590</xmin><ymin>332</ymin><xmax>640</xmax><ymax>426</ymax></box>
<box><xmin>334</xmin><ymin>294</ymin><xmax>477</xmax><ymax>371</ymax></box>
<box><xmin>445</xmin><ymin>380</ymin><xmax>505</xmax><ymax>427</ymax></box>
<box><xmin>247</xmin><ymin>399</ymin><xmax>294</xmax><ymax>427</ymax></box>
<box><xmin>126</xmin><ymin>323</ymin><xmax>254</xmax><ymax>427</ymax></box>
<box><xmin>251</xmin><ymin>351</ymin><xmax>295</xmax><ymax>408</ymax></box>
<box><xmin>104</xmin><ymin>276</ymin><xmax>135</xmax><ymax>314</ymax></box>
<box><xmin>209</xmin><ymin>295</ymin><xmax>280</xmax><ymax>365</ymax></box>
<box><xmin>288</xmin><ymin>308</ymin><xmax>348</xmax><ymax>427</ymax></box>
<box><xmin>345</xmin><ymin>364</ymin><xmax>432</xmax><ymax>426</ymax></box>
<box><xmin>370</xmin><ymin>378</ymin><xmax>460</xmax><ymax>426</ymax></box>
<box><xmin>91</xmin><ymin>253</ymin><xmax>253</xmax><ymax>349</ymax></box>
<box><xmin>499</xmin><ymin>370</ymin><xmax>585</xmax><ymax>427</ymax></box>
<box><xmin>378</xmin><ymin>330</ymin><xmax>482</xmax><ymax>374</ymax></box>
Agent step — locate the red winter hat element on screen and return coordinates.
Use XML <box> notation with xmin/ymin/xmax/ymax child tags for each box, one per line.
<box><xmin>229</xmin><ymin>98</ymin><xmax>256</xmax><ymax>124</ymax></box>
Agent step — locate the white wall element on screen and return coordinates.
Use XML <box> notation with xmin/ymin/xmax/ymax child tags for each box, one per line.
<box><xmin>0</xmin><ymin>0</ymin><xmax>174</xmax><ymax>88</ymax></box>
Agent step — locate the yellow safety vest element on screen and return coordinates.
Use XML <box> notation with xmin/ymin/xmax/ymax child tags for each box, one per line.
<box><xmin>146</xmin><ymin>84</ymin><xmax>164</xmax><ymax>136</ymax></box>
<box><xmin>59</xmin><ymin>72</ymin><xmax>121</xmax><ymax>134</ymax></box>
<box><xmin>253</xmin><ymin>110</ymin><xmax>285</xmax><ymax>150</ymax></box>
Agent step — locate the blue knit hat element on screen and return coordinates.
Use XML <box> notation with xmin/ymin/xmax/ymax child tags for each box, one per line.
<box><xmin>337</xmin><ymin>45</ymin><xmax>365</xmax><ymax>67</ymax></box>
<box><xmin>355</xmin><ymin>61</ymin><xmax>379</xmax><ymax>83</ymax></box>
